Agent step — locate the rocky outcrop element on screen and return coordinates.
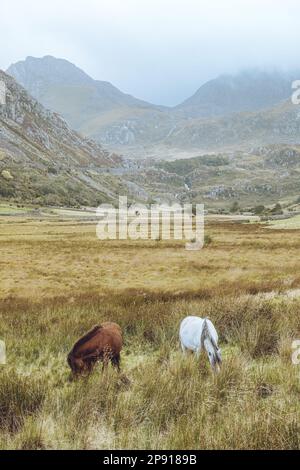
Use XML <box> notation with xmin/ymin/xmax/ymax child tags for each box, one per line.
<box><xmin>0</xmin><ymin>70</ymin><xmax>119</xmax><ymax>168</ymax></box>
<box><xmin>0</xmin><ymin>70</ymin><xmax>132</xmax><ymax>205</ymax></box>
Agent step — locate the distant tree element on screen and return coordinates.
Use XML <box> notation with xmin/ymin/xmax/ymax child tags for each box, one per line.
<box><xmin>204</xmin><ymin>234</ymin><xmax>213</xmax><ymax>246</ymax></box>
<box><xmin>253</xmin><ymin>205</ymin><xmax>265</xmax><ymax>215</ymax></box>
<box><xmin>230</xmin><ymin>201</ymin><xmax>240</xmax><ymax>213</ymax></box>
<box><xmin>270</xmin><ymin>203</ymin><xmax>283</xmax><ymax>215</ymax></box>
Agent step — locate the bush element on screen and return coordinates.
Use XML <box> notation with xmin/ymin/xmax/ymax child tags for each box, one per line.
<box><xmin>230</xmin><ymin>201</ymin><xmax>240</xmax><ymax>213</ymax></box>
<box><xmin>253</xmin><ymin>205</ymin><xmax>265</xmax><ymax>215</ymax></box>
<box><xmin>0</xmin><ymin>185</ymin><xmax>15</xmax><ymax>197</ymax></box>
<box><xmin>270</xmin><ymin>203</ymin><xmax>283</xmax><ymax>215</ymax></box>
<box><xmin>47</xmin><ymin>166</ymin><xmax>58</xmax><ymax>175</ymax></box>
<box><xmin>204</xmin><ymin>234</ymin><xmax>213</xmax><ymax>246</ymax></box>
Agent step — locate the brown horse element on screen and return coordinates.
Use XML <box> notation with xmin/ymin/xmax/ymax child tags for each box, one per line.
<box><xmin>67</xmin><ymin>322</ymin><xmax>123</xmax><ymax>377</ymax></box>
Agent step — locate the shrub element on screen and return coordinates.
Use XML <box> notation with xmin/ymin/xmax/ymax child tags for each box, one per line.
<box><xmin>270</xmin><ymin>203</ymin><xmax>283</xmax><ymax>215</ymax></box>
<box><xmin>253</xmin><ymin>205</ymin><xmax>265</xmax><ymax>215</ymax></box>
<box><xmin>230</xmin><ymin>201</ymin><xmax>240</xmax><ymax>213</ymax></box>
<box><xmin>204</xmin><ymin>234</ymin><xmax>213</xmax><ymax>246</ymax></box>
<box><xmin>47</xmin><ymin>166</ymin><xmax>58</xmax><ymax>175</ymax></box>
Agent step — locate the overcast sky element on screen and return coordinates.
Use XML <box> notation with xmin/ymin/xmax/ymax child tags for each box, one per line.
<box><xmin>1</xmin><ymin>0</ymin><xmax>300</xmax><ymax>105</ymax></box>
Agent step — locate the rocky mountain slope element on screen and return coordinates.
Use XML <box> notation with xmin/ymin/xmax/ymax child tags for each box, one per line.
<box><xmin>175</xmin><ymin>69</ymin><xmax>297</xmax><ymax>118</ymax></box>
<box><xmin>3</xmin><ymin>60</ymin><xmax>300</xmax><ymax>210</ymax></box>
<box><xmin>164</xmin><ymin>99</ymin><xmax>300</xmax><ymax>151</ymax></box>
<box><xmin>0</xmin><ymin>70</ymin><xmax>145</xmax><ymax>206</ymax></box>
<box><xmin>128</xmin><ymin>144</ymin><xmax>300</xmax><ymax>208</ymax></box>
<box><xmin>7</xmin><ymin>58</ymin><xmax>300</xmax><ymax>152</ymax></box>
<box><xmin>1</xmin><ymin>70</ymin><xmax>299</xmax><ymax>209</ymax></box>
<box><xmin>7</xmin><ymin>56</ymin><xmax>169</xmax><ymax>147</ymax></box>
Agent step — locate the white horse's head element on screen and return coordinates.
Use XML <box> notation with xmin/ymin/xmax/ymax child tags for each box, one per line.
<box><xmin>201</xmin><ymin>319</ymin><xmax>222</xmax><ymax>371</ymax></box>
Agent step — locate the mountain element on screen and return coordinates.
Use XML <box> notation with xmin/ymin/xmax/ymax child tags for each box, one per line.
<box><xmin>1</xmin><ymin>68</ymin><xmax>299</xmax><ymax>209</ymax></box>
<box><xmin>6</xmin><ymin>57</ymin><xmax>300</xmax><ymax>155</ymax></box>
<box><xmin>163</xmin><ymin>99</ymin><xmax>300</xmax><ymax>151</ymax></box>
<box><xmin>0</xmin><ymin>70</ymin><xmax>145</xmax><ymax>206</ymax></box>
<box><xmin>176</xmin><ymin>69</ymin><xmax>297</xmax><ymax>118</ymax></box>
<box><xmin>7</xmin><ymin>56</ymin><xmax>169</xmax><ymax>146</ymax></box>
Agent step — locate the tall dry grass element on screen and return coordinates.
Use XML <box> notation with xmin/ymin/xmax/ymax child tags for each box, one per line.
<box><xmin>0</xmin><ymin>219</ymin><xmax>299</xmax><ymax>449</ymax></box>
<box><xmin>0</xmin><ymin>291</ymin><xmax>299</xmax><ymax>449</ymax></box>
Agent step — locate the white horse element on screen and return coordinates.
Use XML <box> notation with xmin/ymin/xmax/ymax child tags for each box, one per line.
<box><xmin>179</xmin><ymin>316</ymin><xmax>222</xmax><ymax>370</ymax></box>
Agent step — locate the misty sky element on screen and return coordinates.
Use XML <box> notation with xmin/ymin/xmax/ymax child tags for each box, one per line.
<box><xmin>2</xmin><ymin>0</ymin><xmax>300</xmax><ymax>105</ymax></box>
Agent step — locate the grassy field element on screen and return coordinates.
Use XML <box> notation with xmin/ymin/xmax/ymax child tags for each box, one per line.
<box><xmin>267</xmin><ymin>214</ymin><xmax>300</xmax><ymax>230</ymax></box>
<box><xmin>0</xmin><ymin>216</ymin><xmax>299</xmax><ymax>449</ymax></box>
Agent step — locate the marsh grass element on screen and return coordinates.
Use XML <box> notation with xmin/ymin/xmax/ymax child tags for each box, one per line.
<box><xmin>0</xmin><ymin>291</ymin><xmax>299</xmax><ymax>449</ymax></box>
<box><xmin>0</xmin><ymin>220</ymin><xmax>299</xmax><ymax>449</ymax></box>
<box><xmin>0</xmin><ymin>371</ymin><xmax>46</xmax><ymax>433</ymax></box>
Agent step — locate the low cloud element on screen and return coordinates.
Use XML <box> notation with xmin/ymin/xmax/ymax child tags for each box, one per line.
<box><xmin>2</xmin><ymin>0</ymin><xmax>300</xmax><ymax>105</ymax></box>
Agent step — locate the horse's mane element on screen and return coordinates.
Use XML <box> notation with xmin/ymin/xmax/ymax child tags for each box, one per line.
<box><xmin>74</xmin><ymin>325</ymin><xmax>103</xmax><ymax>348</ymax></box>
<box><xmin>202</xmin><ymin>317</ymin><xmax>221</xmax><ymax>366</ymax></box>
<box><xmin>201</xmin><ymin>318</ymin><xmax>218</xmax><ymax>350</ymax></box>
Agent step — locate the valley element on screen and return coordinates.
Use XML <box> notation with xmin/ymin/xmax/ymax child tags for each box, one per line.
<box><xmin>2</xmin><ymin>56</ymin><xmax>300</xmax><ymax>213</ymax></box>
